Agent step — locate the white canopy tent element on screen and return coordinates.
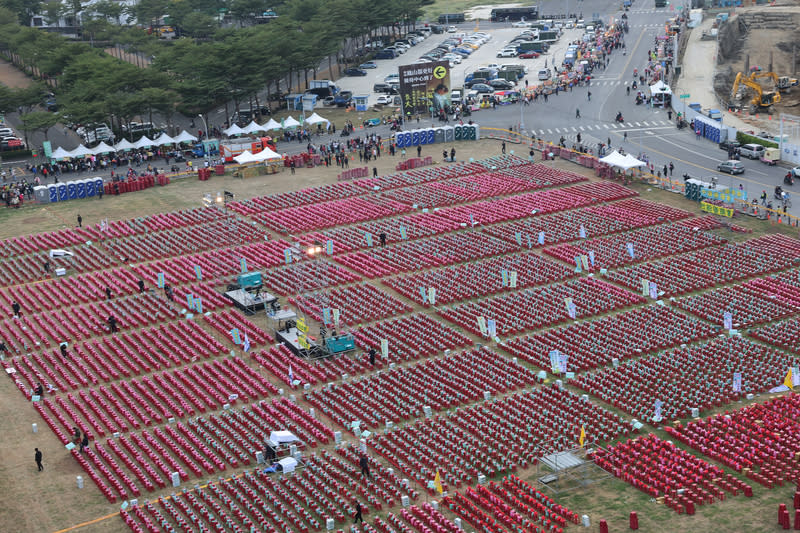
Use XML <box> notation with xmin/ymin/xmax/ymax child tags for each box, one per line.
<box><xmin>282</xmin><ymin>116</ymin><xmax>301</xmax><ymax>128</ymax></box>
<box><xmin>233</xmin><ymin>150</ymin><xmax>259</xmax><ymax>164</ymax></box>
<box><xmin>251</xmin><ymin>146</ymin><xmax>282</xmax><ymax>162</ymax></box>
<box><xmin>133</xmin><ymin>136</ymin><xmax>154</xmax><ymax>149</ymax></box>
<box><xmin>173</xmin><ymin>130</ymin><xmax>198</xmax><ymax>143</ymax></box>
<box><xmin>152</xmin><ymin>132</ymin><xmax>176</xmax><ymax>146</ymax></box>
<box><xmin>304</xmin><ymin>112</ymin><xmax>330</xmax><ymax>128</ymax></box>
<box><xmin>50</xmin><ymin>146</ymin><xmax>73</xmax><ymax>159</ymax></box>
<box><xmin>223</xmin><ymin>123</ymin><xmax>246</xmax><ymax>136</ymax></box>
<box><xmin>114</xmin><ymin>138</ymin><xmax>135</xmax><ymax>152</ymax></box>
<box><xmin>242</xmin><ymin>121</ymin><xmax>267</xmax><ymax>134</ymax></box>
<box><xmin>264</xmin><ymin>118</ymin><xmax>281</xmax><ymax>130</ymax></box>
<box><xmin>90</xmin><ymin>141</ymin><xmax>116</xmax><ymax>154</ymax></box>
<box><xmin>599</xmin><ymin>150</ymin><xmax>646</xmax><ymax>170</ymax></box>
<box><xmin>69</xmin><ymin>144</ymin><xmax>93</xmax><ymax>158</ymax></box>
<box><xmin>648</xmin><ymin>80</ymin><xmax>672</xmax><ymax>107</ymax></box>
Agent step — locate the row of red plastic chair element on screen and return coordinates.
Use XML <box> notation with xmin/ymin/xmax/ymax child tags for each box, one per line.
<box><xmin>252</xmin><ymin>343</ymin><xmax>375</xmax><ymax>388</ymax></box>
<box><xmin>255</xmin><ymin>196</ymin><xmax>412</xmax><ymax>234</ymax></box>
<box><xmin>103</xmin><ymin>218</ymin><xmax>265</xmax><ymax>263</ymax></box>
<box><xmin>260</xmin><ymin>260</ymin><xmax>361</xmax><ymax>296</ymax></box>
<box><xmin>230</xmin><ymin>181</ymin><xmax>371</xmax><ymax>215</ymax></box>
<box><xmin>119</xmin><ymin>442</ymin><xmax>420</xmax><ymax>533</ymax></box>
<box><xmin>352</xmin><ymin>313</ymin><xmax>474</xmax><ymax>363</ymax></box>
<box><xmin>443</xmin><ymin>475</ymin><xmax>579</xmax><ymax>533</ymax></box>
<box><xmin>570</xmin><ymin>336</ymin><xmax>799</xmax><ymax>422</ymax></box>
<box><xmin>66</xmin><ymin>397</ymin><xmax>328</xmax><ymax>504</ymax></box>
<box><xmin>592</xmin><ymin>434</ymin><xmax>751</xmax><ymax>512</ymax></box>
<box><xmin>385</xmin><ymin>250</ymin><xmax>576</xmax><ymax>306</ymax></box>
<box><xmin>543</xmin><ymin>223</ymin><xmax>726</xmax><ymax>270</ymax></box>
<box><xmin>749</xmin><ymin>315</ymin><xmax>800</xmax><ymax>354</ymax></box>
<box><xmin>673</xmin><ymin>279</ymin><xmax>800</xmax><ymax>327</ymax></box>
<box><xmin>371</xmin><ymin>385</ymin><xmax>631</xmax><ymax>491</ymax></box>
<box><xmin>440</xmin><ymin>277</ymin><xmax>645</xmax><ymax>337</ymax></box>
<box><xmin>502</xmin><ymin>305</ymin><xmax>717</xmax><ymax>373</ymax></box>
<box><xmin>3</xmin><ymin>319</ymin><xmax>226</xmax><ymax>397</ymax></box>
<box><xmin>665</xmin><ymin>393</ymin><xmax>800</xmax><ymax>488</ymax></box>
<box><xmin>289</xmin><ymin>283</ymin><xmax>412</xmax><ymax>326</ymax></box>
<box><xmin>300</xmin><ymin>212</ymin><xmax>463</xmax><ymax>255</ymax></box>
<box><xmin>304</xmin><ymin>347</ymin><xmax>540</xmax><ymax>431</ymax></box>
<box><xmin>0</xmin><ymin>241</ymin><xmax>117</xmax><ymax>288</ymax></box>
<box><xmin>605</xmin><ymin>240</ymin><xmax>794</xmax><ymax>297</ymax></box>
<box><xmin>202</xmin><ymin>309</ymin><xmax>274</xmax><ymax>347</ymax></box>
<box><xmin>0</xmin><ymin>226</ymin><xmax>99</xmax><ymax>257</ymax></box>
<box><xmin>335</xmin><ymin>231</ymin><xmax>519</xmax><ymax>279</ymax></box>
<box><xmin>0</xmin><ymin>267</ymin><xmax>139</xmax><ymax>315</ymax></box>
<box><xmin>130</xmin><ymin>239</ymin><xmax>291</xmax><ymax>284</ymax></box>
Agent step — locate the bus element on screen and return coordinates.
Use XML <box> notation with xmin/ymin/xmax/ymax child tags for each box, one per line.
<box><xmin>438</xmin><ymin>13</ymin><xmax>465</xmax><ymax>24</ymax></box>
<box><xmin>490</xmin><ymin>6</ymin><xmax>538</xmax><ymax>22</ymax></box>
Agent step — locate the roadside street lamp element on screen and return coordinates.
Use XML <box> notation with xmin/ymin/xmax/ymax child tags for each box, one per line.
<box><xmin>198</xmin><ymin>113</ymin><xmax>210</xmax><ymax>162</ymax></box>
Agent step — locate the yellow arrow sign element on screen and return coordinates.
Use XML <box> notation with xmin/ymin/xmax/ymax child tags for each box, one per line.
<box><xmin>433</xmin><ymin>66</ymin><xmax>447</xmax><ymax>79</ymax></box>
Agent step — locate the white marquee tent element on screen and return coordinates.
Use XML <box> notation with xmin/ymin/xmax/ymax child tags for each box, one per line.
<box><xmin>223</xmin><ymin>124</ymin><xmax>246</xmax><ymax>136</ymax></box>
<box><xmin>69</xmin><ymin>144</ymin><xmax>93</xmax><ymax>158</ymax></box>
<box><xmin>599</xmin><ymin>150</ymin><xmax>646</xmax><ymax>170</ymax></box>
<box><xmin>90</xmin><ymin>141</ymin><xmax>116</xmax><ymax>154</ymax></box>
<box><xmin>304</xmin><ymin>112</ymin><xmax>330</xmax><ymax>128</ymax></box>
<box><xmin>133</xmin><ymin>136</ymin><xmax>154</xmax><ymax>149</ymax></box>
<box><xmin>50</xmin><ymin>146</ymin><xmax>73</xmax><ymax>159</ymax></box>
<box><xmin>263</xmin><ymin>118</ymin><xmax>281</xmax><ymax>130</ymax></box>
<box><xmin>242</xmin><ymin>121</ymin><xmax>267</xmax><ymax>134</ymax></box>
<box><xmin>282</xmin><ymin>116</ymin><xmax>301</xmax><ymax>128</ymax></box>
<box><xmin>114</xmin><ymin>138</ymin><xmax>135</xmax><ymax>151</ymax></box>
<box><xmin>233</xmin><ymin>150</ymin><xmax>259</xmax><ymax>164</ymax></box>
<box><xmin>152</xmin><ymin>132</ymin><xmax>176</xmax><ymax>146</ymax></box>
<box><xmin>173</xmin><ymin>130</ymin><xmax>198</xmax><ymax>143</ymax></box>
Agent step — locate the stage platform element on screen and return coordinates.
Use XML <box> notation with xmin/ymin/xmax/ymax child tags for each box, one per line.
<box><xmin>225</xmin><ymin>289</ymin><xmax>276</xmax><ymax>315</ymax></box>
<box><xmin>276</xmin><ymin>327</ymin><xmax>323</xmax><ymax>359</ymax></box>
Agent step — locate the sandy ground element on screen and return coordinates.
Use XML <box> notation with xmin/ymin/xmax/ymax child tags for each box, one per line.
<box><xmin>0</xmin><ymin>58</ymin><xmax>33</xmax><ymax>89</ymax></box>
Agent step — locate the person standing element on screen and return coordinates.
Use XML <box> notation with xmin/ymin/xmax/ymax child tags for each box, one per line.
<box><xmin>105</xmin><ymin>286</ymin><xmax>112</xmax><ymax>300</ymax></box>
<box><xmin>77</xmin><ymin>214</ymin><xmax>82</xmax><ymax>227</ymax></box>
<box><xmin>669</xmin><ymin>162</ymin><xmax>674</xmax><ymax>176</ymax></box>
<box><xmin>137</xmin><ymin>279</ymin><xmax>145</xmax><ymax>293</ymax></box>
<box><xmin>80</xmin><ymin>432</ymin><xmax>89</xmax><ymax>453</ymax></box>
<box><xmin>353</xmin><ymin>501</ymin><xmax>363</xmax><ymax>524</ymax></box>
<box><xmin>11</xmin><ymin>301</ymin><xmax>20</xmax><ymax>318</ymax></box>
<box><xmin>416</xmin><ymin>145</ymin><xmax>422</xmax><ymax>158</ymax></box>
<box><xmin>379</xmin><ymin>233</ymin><xmax>386</xmax><ymax>247</ymax></box>
<box><xmin>501</xmin><ymin>141</ymin><xmax>506</xmax><ymax>154</ymax></box>
<box><xmin>359</xmin><ymin>454</ymin><xmax>370</xmax><ymax>477</ymax></box>
<box><xmin>450</xmin><ymin>147</ymin><xmax>456</xmax><ymax>161</ymax></box>
<box><xmin>35</xmin><ymin>448</ymin><xmax>43</xmax><ymax>471</ymax></box>
<box><xmin>369</xmin><ymin>348</ymin><xmax>376</xmax><ymax>365</ymax></box>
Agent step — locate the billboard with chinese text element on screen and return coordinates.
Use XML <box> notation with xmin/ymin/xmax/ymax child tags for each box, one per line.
<box><xmin>399</xmin><ymin>61</ymin><xmax>451</xmax><ymax>117</ymax></box>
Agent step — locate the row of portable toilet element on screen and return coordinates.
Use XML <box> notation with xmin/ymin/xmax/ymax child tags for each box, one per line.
<box><xmin>34</xmin><ymin>178</ymin><xmax>105</xmax><ymax>203</ymax></box>
<box><xmin>693</xmin><ymin>115</ymin><xmax>722</xmax><ymax>144</ymax></box>
<box><xmin>393</xmin><ymin>124</ymin><xmax>480</xmax><ymax>148</ymax></box>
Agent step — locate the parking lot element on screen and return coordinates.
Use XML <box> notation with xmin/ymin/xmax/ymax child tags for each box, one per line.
<box><xmin>330</xmin><ymin>23</ymin><xmax>586</xmax><ymax>108</ymax></box>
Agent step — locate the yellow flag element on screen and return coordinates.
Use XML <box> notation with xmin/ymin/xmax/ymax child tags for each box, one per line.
<box><xmin>579</xmin><ymin>426</ymin><xmax>586</xmax><ymax>448</ymax></box>
<box><xmin>433</xmin><ymin>470</ymin><xmax>443</xmax><ymax>495</ymax></box>
<box><xmin>785</xmin><ymin>369</ymin><xmax>794</xmax><ymax>389</ymax></box>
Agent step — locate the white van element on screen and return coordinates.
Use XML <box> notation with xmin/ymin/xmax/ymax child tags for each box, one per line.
<box><xmin>739</xmin><ymin>143</ymin><xmax>765</xmax><ymax>159</ymax></box>
<box><xmin>537</xmin><ymin>69</ymin><xmax>551</xmax><ymax>80</ymax></box>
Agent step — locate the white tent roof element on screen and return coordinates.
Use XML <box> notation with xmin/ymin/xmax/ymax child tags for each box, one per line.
<box><xmin>70</xmin><ymin>144</ymin><xmax>93</xmax><ymax>157</ymax></box>
<box><xmin>90</xmin><ymin>141</ymin><xmax>116</xmax><ymax>154</ymax></box>
<box><xmin>600</xmin><ymin>150</ymin><xmax>646</xmax><ymax>170</ymax></box>
<box><xmin>282</xmin><ymin>116</ymin><xmax>301</xmax><ymax>128</ymax></box>
<box><xmin>50</xmin><ymin>146</ymin><xmax>73</xmax><ymax>159</ymax></box>
<box><xmin>242</xmin><ymin>121</ymin><xmax>267</xmax><ymax>134</ymax></box>
<box><xmin>173</xmin><ymin>130</ymin><xmax>198</xmax><ymax>143</ymax></box>
<box><xmin>649</xmin><ymin>80</ymin><xmax>672</xmax><ymax>95</ymax></box>
<box><xmin>133</xmin><ymin>136</ymin><xmax>154</xmax><ymax>149</ymax></box>
<box><xmin>114</xmin><ymin>138</ymin><xmax>135</xmax><ymax>151</ymax></box>
<box><xmin>233</xmin><ymin>150</ymin><xmax>259</xmax><ymax>164</ymax></box>
<box><xmin>224</xmin><ymin>123</ymin><xmax>246</xmax><ymax>136</ymax></box>
<box><xmin>252</xmin><ymin>146</ymin><xmax>282</xmax><ymax>161</ymax></box>
<box><xmin>304</xmin><ymin>112</ymin><xmax>330</xmax><ymax>127</ymax></box>
<box><xmin>264</xmin><ymin>118</ymin><xmax>282</xmax><ymax>130</ymax></box>
<box><xmin>152</xmin><ymin>132</ymin><xmax>176</xmax><ymax>146</ymax></box>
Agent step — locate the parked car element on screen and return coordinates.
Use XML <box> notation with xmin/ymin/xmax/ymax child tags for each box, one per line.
<box><xmin>359</xmin><ymin>61</ymin><xmax>378</xmax><ymax>69</ymax></box>
<box><xmin>470</xmin><ymin>83</ymin><xmax>493</xmax><ymax>94</ymax></box>
<box><xmin>519</xmin><ymin>51</ymin><xmax>540</xmax><ymax>59</ymax></box>
<box><xmin>488</xmin><ymin>79</ymin><xmax>515</xmax><ymax>89</ymax></box>
<box><xmin>719</xmin><ymin>139</ymin><xmax>740</xmax><ymax>152</ymax></box>
<box><xmin>323</xmin><ymin>96</ymin><xmax>336</xmax><ymax>106</ymax></box>
<box><xmin>512</xmin><ymin>21</ymin><xmax>532</xmax><ymax>28</ymax></box>
<box><xmin>497</xmin><ymin>49</ymin><xmax>518</xmax><ymax>58</ymax></box>
<box><xmin>447</xmin><ymin>25</ymin><xmax>457</xmax><ymax>32</ymax></box>
<box><xmin>334</xmin><ymin>90</ymin><xmax>353</xmax><ymax>107</ymax></box>
<box><xmin>717</xmin><ymin>160</ymin><xmax>745</xmax><ymax>174</ymax></box>
<box><xmin>344</xmin><ymin>67</ymin><xmax>367</xmax><ymax>76</ymax></box>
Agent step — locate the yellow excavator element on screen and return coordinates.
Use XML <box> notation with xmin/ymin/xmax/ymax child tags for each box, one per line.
<box><xmin>749</xmin><ymin>70</ymin><xmax>798</xmax><ymax>93</ymax></box>
<box><xmin>731</xmin><ymin>71</ymin><xmax>781</xmax><ymax>114</ymax></box>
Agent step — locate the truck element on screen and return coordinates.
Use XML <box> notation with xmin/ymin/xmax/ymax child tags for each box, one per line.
<box><xmin>191</xmin><ymin>141</ymin><xmax>220</xmax><ymax>158</ymax></box>
<box><xmin>655</xmin><ymin>0</ymin><xmax>667</xmax><ymax>6</ymax></box>
<box><xmin>516</xmin><ymin>41</ymin><xmax>549</xmax><ymax>53</ymax></box>
<box><xmin>537</xmin><ymin>30</ymin><xmax>559</xmax><ymax>42</ymax></box>
<box><xmin>438</xmin><ymin>13</ymin><xmax>465</xmax><ymax>24</ymax></box>
<box><xmin>220</xmin><ymin>136</ymin><xmax>277</xmax><ymax>163</ymax></box>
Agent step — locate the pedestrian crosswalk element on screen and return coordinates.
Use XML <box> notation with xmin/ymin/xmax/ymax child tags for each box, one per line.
<box><xmin>531</xmin><ymin>120</ymin><xmax>673</xmax><ymax>136</ymax></box>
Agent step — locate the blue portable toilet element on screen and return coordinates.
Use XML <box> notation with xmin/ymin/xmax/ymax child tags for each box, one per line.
<box><xmin>85</xmin><ymin>178</ymin><xmax>95</xmax><ymax>197</ymax></box>
<box><xmin>67</xmin><ymin>181</ymin><xmax>77</xmax><ymax>200</ymax></box>
<box><xmin>48</xmin><ymin>184</ymin><xmax>58</xmax><ymax>203</ymax></box>
<box><xmin>75</xmin><ymin>180</ymin><xmax>86</xmax><ymax>199</ymax></box>
<box><xmin>94</xmin><ymin>178</ymin><xmax>104</xmax><ymax>195</ymax></box>
<box><xmin>57</xmin><ymin>183</ymin><xmax>68</xmax><ymax>201</ymax></box>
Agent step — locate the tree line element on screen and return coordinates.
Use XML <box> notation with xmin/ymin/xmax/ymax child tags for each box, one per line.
<box><xmin>0</xmin><ymin>0</ymin><xmax>432</xmax><ymax>139</ymax></box>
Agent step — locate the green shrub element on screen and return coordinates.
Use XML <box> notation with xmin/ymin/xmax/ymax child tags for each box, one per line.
<box><xmin>0</xmin><ymin>149</ymin><xmax>33</xmax><ymax>159</ymax></box>
<box><xmin>735</xmin><ymin>132</ymin><xmax>778</xmax><ymax>148</ymax></box>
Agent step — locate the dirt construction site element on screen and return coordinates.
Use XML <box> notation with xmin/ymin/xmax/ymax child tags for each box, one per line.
<box><xmin>712</xmin><ymin>0</ymin><xmax>800</xmax><ymax>128</ymax></box>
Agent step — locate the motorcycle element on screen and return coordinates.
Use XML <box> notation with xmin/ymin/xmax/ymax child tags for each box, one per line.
<box><xmin>775</xmin><ymin>186</ymin><xmax>784</xmax><ymax>200</ymax></box>
<box><xmin>676</xmin><ymin>119</ymin><xmax>687</xmax><ymax>129</ymax></box>
<box><xmin>615</xmin><ymin>113</ymin><xmax>624</xmax><ymax>123</ymax></box>
<box><xmin>635</xmin><ymin>95</ymin><xmax>643</xmax><ymax>105</ymax></box>
<box><xmin>785</xmin><ymin>172</ymin><xmax>795</xmax><ymax>186</ymax></box>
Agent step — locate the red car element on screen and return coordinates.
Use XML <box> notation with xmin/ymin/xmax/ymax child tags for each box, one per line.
<box><xmin>519</xmin><ymin>51</ymin><xmax>540</xmax><ymax>59</ymax></box>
